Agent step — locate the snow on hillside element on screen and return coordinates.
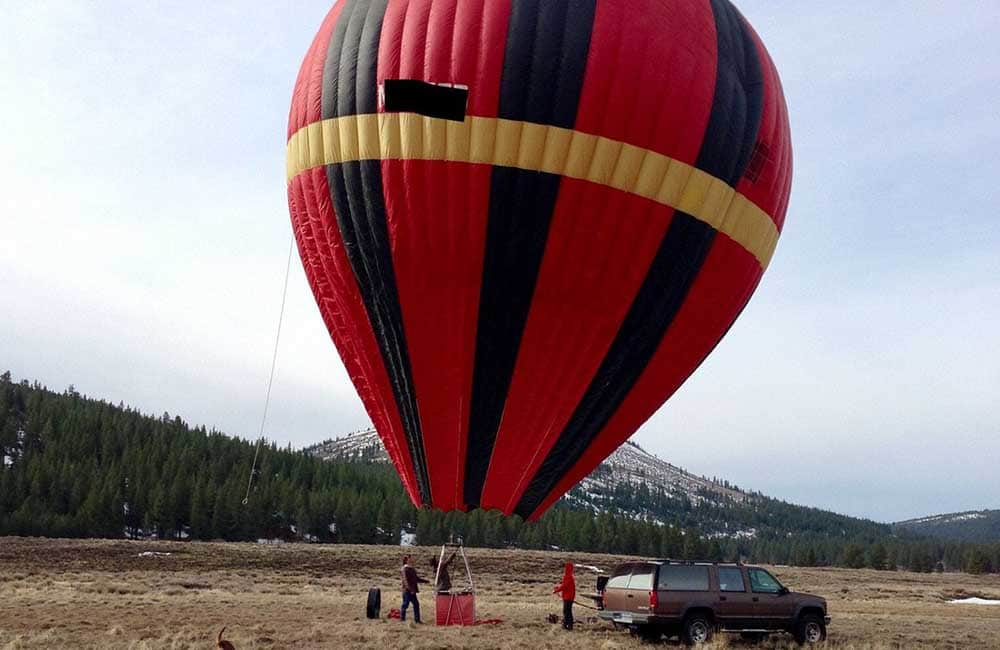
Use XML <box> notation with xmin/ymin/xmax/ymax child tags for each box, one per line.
<box><xmin>308</xmin><ymin>429</ymin><xmax>752</xmax><ymax>515</ymax></box>
<box><xmin>574</xmin><ymin>440</ymin><xmax>747</xmax><ymax>505</ymax></box>
<box><xmin>310</xmin><ymin>428</ymin><xmax>384</xmax><ymax>461</ymax></box>
<box><xmin>894</xmin><ymin>509</ymin><xmax>1000</xmax><ymax>544</ymax></box>
<box><xmin>902</xmin><ymin>512</ymin><xmax>987</xmax><ymax>526</ymax></box>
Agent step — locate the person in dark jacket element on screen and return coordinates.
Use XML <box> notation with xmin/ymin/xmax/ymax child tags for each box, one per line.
<box><xmin>553</xmin><ymin>562</ymin><xmax>576</xmax><ymax>630</ymax></box>
<box><xmin>400</xmin><ymin>555</ymin><xmax>428</xmax><ymax>623</ymax></box>
<box><xmin>430</xmin><ymin>550</ymin><xmax>458</xmax><ymax>593</ymax></box>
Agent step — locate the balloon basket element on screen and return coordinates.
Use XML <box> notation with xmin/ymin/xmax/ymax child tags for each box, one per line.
<box><xmin>435</xmin><ymin>592</ymin><xmax>476</xmax><ymax>626</ymax></box>
<box><xmin>434</xmin><ymin>543</ymin><xmax>476</xmax><ymax>625</ymax></box>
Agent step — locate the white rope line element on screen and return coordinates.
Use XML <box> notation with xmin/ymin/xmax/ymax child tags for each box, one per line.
<box><xmin>244</xmin><ymin>237</ymin><xmax>294</xmax><ymax>505</ymax></box>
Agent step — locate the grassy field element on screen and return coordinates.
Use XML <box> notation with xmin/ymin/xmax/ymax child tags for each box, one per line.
<box><xmin>1</xmin><ymin>538</ymin><xmax>998</xmax><ymax>649</ymax></box>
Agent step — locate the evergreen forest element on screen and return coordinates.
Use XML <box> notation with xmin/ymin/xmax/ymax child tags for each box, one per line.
<box><xmin>1</xmin><ymin>373</ymin><xmax>997</xmax><ymax>575</ymax></box>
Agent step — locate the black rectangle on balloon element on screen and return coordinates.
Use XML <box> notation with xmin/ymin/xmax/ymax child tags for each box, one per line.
<box><xmin>381</xmin><ymin>79</ymin><xmax>468</xmax><ymax>122</ymax></box>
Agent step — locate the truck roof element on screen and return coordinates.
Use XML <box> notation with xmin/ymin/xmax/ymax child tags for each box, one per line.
<box><xmin>643</xmin><ymin>558</ymin><xmax>747</xmax><ymax>567</ymax></box>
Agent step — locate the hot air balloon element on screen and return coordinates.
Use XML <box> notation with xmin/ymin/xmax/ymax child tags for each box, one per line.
<box><xmin>286</xmin><ymin>0</ymin><xmax>791</xmax><ymax>520</ymax></box>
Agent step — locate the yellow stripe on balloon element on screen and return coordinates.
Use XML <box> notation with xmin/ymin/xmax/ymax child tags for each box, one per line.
<box><xmin>286</xmin><ymin>114</ymin><xmax>780</xmax><ymax>268</ymax></box>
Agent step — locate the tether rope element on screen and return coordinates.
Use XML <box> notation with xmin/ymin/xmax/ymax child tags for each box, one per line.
<box><xmin>243</xmin><ymin>237</ymin><xmax>294</xmax><ymax>505</ymax></box>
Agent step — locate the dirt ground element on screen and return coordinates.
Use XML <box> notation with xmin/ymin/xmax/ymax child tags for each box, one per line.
<box><xmin>1</xmin><ymin>538</ymin><xmax>998</xmax><ymax>649</ymax></box>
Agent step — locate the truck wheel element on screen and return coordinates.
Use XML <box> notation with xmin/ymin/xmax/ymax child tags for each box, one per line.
<box><xmin>794</xmin><ymin>614</ymin><xmax>826</xmax><ymax>645</ymax></box>
<box><xmin>682</xmin><ymin>615</ymin><xmax>713</xmax><ymax>646</ymax></box>
<box><xmin>365</xmin><ymin>587</ymin><xmax>381</xmax><ymax>619</ymax></box>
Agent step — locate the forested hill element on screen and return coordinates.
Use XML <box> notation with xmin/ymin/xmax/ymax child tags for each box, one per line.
<box><xmin>895</xmin><ymin>511</ymin><xmax>1000</xmax><ymax>544</ymax></box>
<box><xmin>0</xmin><ymin>373</ymin><xmax>414</xmax><ymax>544</ymax></box>
<box><xmin>1</xmin><ymin>373</ymin><xmax>998</xmax><ymax>574</ymax></box>
<box><xmin>309</xmin><ymin>429</ymin><xmax>893</xmax><ymax>556</ymax></box>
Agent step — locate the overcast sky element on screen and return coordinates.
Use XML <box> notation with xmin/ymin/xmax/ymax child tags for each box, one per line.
<box><xmin>2</xmin><ymin>1</ymin><xmax>998</xmax><ymax>523</ymax></box>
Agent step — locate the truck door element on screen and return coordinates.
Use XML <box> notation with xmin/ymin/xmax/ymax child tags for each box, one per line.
<box><xmin>715</xmin><ymin>566</ymin><xmax>755</xmax><ymax>630</ymax></box>
<box><xmin>748</xmin><ymin>568</ymin><xmax>797</xmax><ymax>628</ymax></box>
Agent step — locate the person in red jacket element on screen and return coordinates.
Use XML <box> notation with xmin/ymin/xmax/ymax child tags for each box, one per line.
<box><xmin>553</xmin><ymin>562</ymin><xmax>576</xmax><ymax>630</ymax></box>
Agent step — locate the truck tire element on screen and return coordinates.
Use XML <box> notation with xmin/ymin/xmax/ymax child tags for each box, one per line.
<box><xmin>794</xmin><ymin>614</ymin><xmax>826</xmax><ymax>645</ymax></box>
<box><xmin>682</xmin><ymin>614</ymin><xmax>713</xmax><ymax>646</ymax></box>
<box><xmin>366</xmin><ymin>587</ymin><xmax>381</xmax><ymax>619</ymax></box>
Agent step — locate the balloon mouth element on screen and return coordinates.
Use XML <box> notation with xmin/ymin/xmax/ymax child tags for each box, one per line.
<box><xmin>380</xmin><ymin>79</ymin><xmax>469</xmax><ymax>122</ymax></box>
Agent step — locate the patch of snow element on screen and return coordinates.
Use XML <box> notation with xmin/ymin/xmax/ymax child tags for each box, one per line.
<box><xmin>257</xmin><ymin>538</ymin><xmax>285</xmax><ymax>545</ymax></box>
<box><xmin>309</xmin><ymin>429</ymin><xmax>385</xmax><ymax>461</ymax></box>
<box><xmin>706</xmin><ymin>528</ymin><xmax>757</xmax><ymax>540</ymax></box>
<box><xmin>125</xmin><ymin>527</ymin><xmax>153</xmax><ymax>540</ymax></box>
<box><xmin>906</xmin><ymin>511</ymin><xmax>987</xmax><ymax>525</ymax></box>
<box><xmin>400</xmin><ymin>530</ymin><xmax>417</xmax><ymax>547</ymax></box>
<box><xmin>2</xmin><ymin>454</ymin><xmax>12</xmax><ymax>468</ymax></box>
<box><xmin>575</xmin><ymin>564</ymin><xmax>604</xmax><ymax>573</ymax></box>
<box><xmin>949</xmin><ymin>598</ymin><xmax>1000</xmax><ymax>606</ymax></box>
<box><xmin>137</xmin><ymin>551</ymin><xmax>172</xmax><ymax>558</ymax></box>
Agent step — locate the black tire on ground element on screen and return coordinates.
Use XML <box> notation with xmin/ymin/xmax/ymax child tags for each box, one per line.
<box><xmin>682</xmin><ymin>614</ymin><xmax>714</xmax><ymax>646</ymax></box>
<box><xmin>794</xmin><ymin>614</ymin><xmax>827</xmax><ymax>645</ymax></box>
<box><xmin>366</xmin><ymin>587</ymin><xmax>381</xmax><ymax>619</ymax></box>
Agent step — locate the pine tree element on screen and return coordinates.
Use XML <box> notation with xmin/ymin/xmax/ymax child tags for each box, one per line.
<box><xmin>963</xmin><ymin>548</ymin><xmax>993</xmax><ymax>575</ymax></box>
<box><xmin>189</xmin><ymin>479</ymin><xmax>210</xmax><ymax>539</ymax></box>
<box><xmin>868</xmin><ymin>543</ymin><xmax>888</xmax><ymax>570</ymax></box>
<box><xmin>843</xmin><ymin>544</ymin><xmax>866</xmax><ymax>569</ymax></box>
<box><xmin>211</xmin><ymin>488</ymin><xmax>231</xmax><ymax>540</ymax></box>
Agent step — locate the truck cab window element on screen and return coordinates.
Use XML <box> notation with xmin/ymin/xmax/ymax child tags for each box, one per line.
<box><xmin>748</xmin><ymin>568</ymin><xmax>782</xmax><ymax>594</ymax></box>
<box><xmin>718</xmin><ymin>567</ymin><xmax>746</xmax><ymax>592</ymax></box>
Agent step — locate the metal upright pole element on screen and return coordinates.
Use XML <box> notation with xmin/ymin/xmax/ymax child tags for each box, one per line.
<box><xmin>459</xmin><ymin>545</ymin><xmax>475</xmax><ymax>621</ymax></box>
<box><xmin>434</xmin><ymin>544</ymin><xmax>445</xmax><ymax>593</ymax></box>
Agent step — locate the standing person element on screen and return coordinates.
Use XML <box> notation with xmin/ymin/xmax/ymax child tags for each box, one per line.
<box><xmin>430</xmin><ymin>549</ymin><xmax>458</xmax><ymax>593</ymax></box>
<box><xmin>400</xmin><ymin>555</ymin><xmax>428</xmax><ymax>623</ymax></box>
<box><xmin>553</xmin><ymin>562</ymin><xmax>576</xmax><ymax>630</ymax></box>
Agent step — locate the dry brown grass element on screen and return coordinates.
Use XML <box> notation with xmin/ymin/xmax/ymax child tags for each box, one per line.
<box><xmin>0</xmin><ymin>538</ymin><xmax>998</xmax><ymax>649</ymax></box>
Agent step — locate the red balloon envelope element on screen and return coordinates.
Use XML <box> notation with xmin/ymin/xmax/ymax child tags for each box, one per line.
<box><xmin>286</xmin><ymin>0</ymin><xmax>791</xmax><ymax>520</ymax></box>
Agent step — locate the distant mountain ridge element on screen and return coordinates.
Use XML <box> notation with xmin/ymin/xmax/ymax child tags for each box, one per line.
<box><xmin>307</xmin><ymin>428</ymin><xmax>750</xmax><ymax>510</ymax></box>
<box><xmin>306</xmin><ymin>429</ymin><xmax>887</xmax><ymax>545</ymax></box>
<box><xmin>895</xmin><ymin>510</ymin><xmax>1000</xmax><ymax>543</ymax></box>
